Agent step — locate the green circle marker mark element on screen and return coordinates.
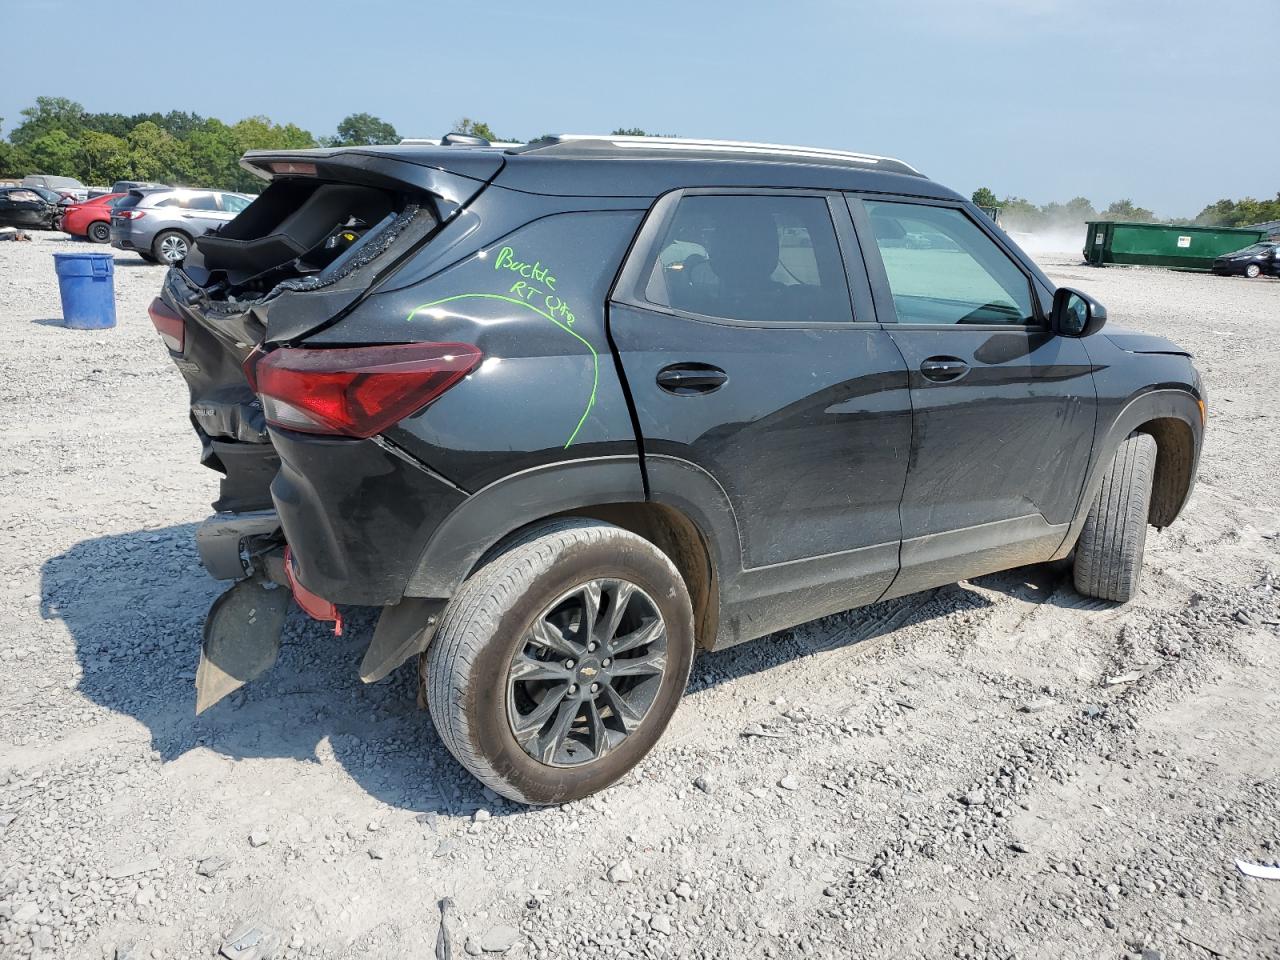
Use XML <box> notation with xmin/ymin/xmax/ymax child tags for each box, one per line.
<box><xmin>407</xmin><ymin>293</ymin><xmax>598</xmax><ymax>448</ymax></box>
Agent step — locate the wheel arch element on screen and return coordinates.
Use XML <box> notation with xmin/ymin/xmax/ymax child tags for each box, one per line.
<box><xmin>403</xmin><ymin>455</ymin><xmax>734</xmax><ymax>651</ymax></box>
<box><xmin>1134</xmin><ymin>415</ymin><xmax>1198</xmax><ymax>528</ymax></box>
<box><xmin>1052</xmin><ymin>388</ymin><xmax>1203</xmax><ymax>560</ymax></box>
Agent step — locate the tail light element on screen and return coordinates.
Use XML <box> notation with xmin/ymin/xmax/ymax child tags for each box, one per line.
<box><xmin>247</xmin><ymin>342</ymin><xmax>483</xmax><ymax>439</ymax></box>
<box><xmin>147</xmin><ymin>298</ymin><xmax>185</xmax><ymax>353</ymax></box>
<box><xmin>115</xmin><ymin>209</ymin><xmax>145</xmax><ymax>220</ymax></box>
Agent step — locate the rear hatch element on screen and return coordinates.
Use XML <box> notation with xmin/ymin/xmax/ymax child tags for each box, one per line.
<box><xmin>153</xmin><ymin>146</ymin><xmax>504</xmax><ymax>513</ymax></box>
<box><xmin>110</xmin><ymin>189</ymin><xmax>150</xmax><ymax>248</ymax></box>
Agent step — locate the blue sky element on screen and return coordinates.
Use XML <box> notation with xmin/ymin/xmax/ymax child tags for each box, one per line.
<box><xmin>4</xmin><ymin>0</ymin><xmax>1272</xmax><ymax>217</ymax></box>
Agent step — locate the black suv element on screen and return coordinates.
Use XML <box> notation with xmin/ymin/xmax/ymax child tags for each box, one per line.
<box><xmin>152</xmin><ymin>135</ymin><xmax>1205</xmax><ymax>804</ymax></box>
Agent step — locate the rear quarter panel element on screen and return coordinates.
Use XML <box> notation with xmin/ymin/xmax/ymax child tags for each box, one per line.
<box><xmin>307</xmin><ymin>208</ymin><xmax>648</xmax><ymax>491</ymax></box>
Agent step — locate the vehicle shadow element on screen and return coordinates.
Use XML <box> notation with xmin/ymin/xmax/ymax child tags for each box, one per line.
<box><xmin>43</xmin><ymin>523</ymin><xmax>1066</xmax><ymax>812</ymax></box>
<box><xmin>41</xmin><ymin>522</ymin><xmax>489</xmax><ymax>818</ymax></box>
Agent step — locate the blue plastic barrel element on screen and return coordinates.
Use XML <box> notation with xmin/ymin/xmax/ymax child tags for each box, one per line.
<box><xmin>53</xmin><ymin>252</ymin><xmax>117</xmax><ymax>330</ymax></box>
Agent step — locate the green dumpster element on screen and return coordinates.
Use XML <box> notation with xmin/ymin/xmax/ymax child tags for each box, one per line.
<box><xmin>1083</xmin><ymin>221</ymin><xmax>1265</xmax><ymax>270</ymax></box>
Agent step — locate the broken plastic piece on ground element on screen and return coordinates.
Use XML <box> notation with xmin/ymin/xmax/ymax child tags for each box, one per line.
<box><xmin>1235</xmin><ymin>858</ymin><xmax>1280</xmax><ymax>880</ymax></box>
<box><xmin>195</xmin><ymin>576</ymin><xmax>290</xmax><ymax>714</ymax></box>
<box><xmin>284</xmin><ymin>545</ymin><xmax>343</xmax><ymax>635</ymax></box>
<box><xmin>219</xmin><ymin>924</ymin><xmax>279</xmax><ymax>960</ymax></box>
<box><xmin>1105</xmin><ymin>671</ymin><xmax>1142</xmax><ymax>685</ymax></box>
<box><xmin>740</xmin><ymin>722</ymin><xmax>787</xmax><ymax>739</ymax></box>
<box><xmin>435</xmin><ymin>897</ymin><xmax>455</xmax><ymax>960</ymax></box>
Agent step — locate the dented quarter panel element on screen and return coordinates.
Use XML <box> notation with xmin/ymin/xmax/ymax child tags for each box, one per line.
<box><xmin>304</xmin><ymin>207</ymin><xmax>648</xmax><ymax>491</ymax></box>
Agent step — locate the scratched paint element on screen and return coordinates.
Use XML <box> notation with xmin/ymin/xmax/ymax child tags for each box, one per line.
<box><xmin>406</xmin><ymin>292</ymin><xmax>598</xmax><ymax>449</ymax></box>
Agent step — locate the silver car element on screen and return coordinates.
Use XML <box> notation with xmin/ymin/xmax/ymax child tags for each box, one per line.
<box><xmin>22</xmin><ymin>174</ymin><xmax>89</xmax><ymax>202</ymax></box>
<box><xmin>110</xmin><ymin>188</ymin><xmax>254</xmax><ymax>264</ymax></box>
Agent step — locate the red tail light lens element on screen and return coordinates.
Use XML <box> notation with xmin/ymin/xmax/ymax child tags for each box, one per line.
<box><xmin>249</xmin><ymin>342</ymin><xmax>483</xmax><ymax>439</ymax></box>
<box><xmin>115</xmin><ymin>209</ymin><xmax>145</xmax><ymax>220</ymax></box>
<box><xmin>147</xmin><ymin>297</ymin><xmax>185</xmax><ymax>353</ymax></box>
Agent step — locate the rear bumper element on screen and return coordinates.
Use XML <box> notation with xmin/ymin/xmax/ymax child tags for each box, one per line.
<box><xmin>197</xmin><ymin>509</ymin><xmax>283</xmax><ymax>580</ymax></box>
<box><xmin>110</xmin><ymin>222</ymin><xmax>151</xmax><ymax>251</ymax></box>
<box><xmin>268</xmin><ymin>429</ymin><xmax>467</xmax><ymax>606</ymax></box>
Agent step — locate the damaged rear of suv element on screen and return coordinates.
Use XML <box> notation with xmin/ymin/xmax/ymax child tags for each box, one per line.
<box><xmin>154</xmin><ymin>135</ymin><xmax>1203</xmax><ymax>805</ymax></box>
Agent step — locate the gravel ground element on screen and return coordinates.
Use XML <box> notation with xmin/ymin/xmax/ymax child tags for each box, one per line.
<box><xmin>1</xmin><ymin>232</ymin><xmax>1278</xmax><ymax>960</ymax></box>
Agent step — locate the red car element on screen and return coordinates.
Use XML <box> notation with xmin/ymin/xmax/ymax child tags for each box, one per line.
<box><xmin>60</xmin><ymin>193</ymin><xmax>126</xmax><ymax>243</ymax></box>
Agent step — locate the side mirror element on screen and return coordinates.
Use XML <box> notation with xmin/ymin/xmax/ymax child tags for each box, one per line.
<box><xmin>1052</xmin><ymin>287</ymin><xmax>1107</xmax><ymax>337</ymax></box>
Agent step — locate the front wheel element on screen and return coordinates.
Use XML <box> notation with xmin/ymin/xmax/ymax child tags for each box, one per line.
<box><xmin>153</xmin><ymin>229</ymin><xmax>191</xmax><ymax>264</ymax></box>
<box><xmin>87</xmin><ymin>221</ymin><xmax>110</xmax><ymax>243</ymax></box>
<box><xmin>1245</xmin><ymin>263</ymin><xmax>1262</xmax><ymax>279</ymax></box>
<box><xmin>422</xmin><ymin>519</ymin><xmax>695</xmax><ymax>805</ymax></box>
<box><xmin>1073</xmin><ymin>432</ymin><xmax>1157</xmax><ymax>602</ymax></box>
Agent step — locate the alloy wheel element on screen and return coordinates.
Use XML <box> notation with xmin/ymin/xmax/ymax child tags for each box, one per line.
<box><xmin>506</xmin><ymin>578</ymin><xmax>668</xmax><ymax>767</ymax></box>
<box><xmin>159</xmin><ymin>234</ymin><xmax>188</xmax><ymax>262</ymax></box>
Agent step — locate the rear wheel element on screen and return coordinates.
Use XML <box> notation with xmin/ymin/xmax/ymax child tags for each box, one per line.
<box><xmin>422</xmin><ymin>519</ymin><xmax>695</xmax><ymax>805</ymax></box>
<box><xmin>153</xmin><ymin>230</ymin><xmax>191</xmax><ymax>264</ymax></box>
<box><xmin>1073</xmin><ymin>432</ymin><xmax>1157</xmax><ymax>602</ymax></box>
<box><xmin>87</xmin><ymin>221</ymin><xmax>110</xmax><ymax>243</ymax></box>
<box><xmin>1245</xmin><ymin>263</ymin><xmax>1262</xmax><ymax>279</ymax></box>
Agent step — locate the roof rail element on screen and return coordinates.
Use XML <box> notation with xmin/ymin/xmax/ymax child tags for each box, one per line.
<box><xmin>399</xmin><ymin>136</ymin><xmax>526</xmax><ymax>149</ymax></box>
<box><xmin>511</xmin><ymin>135</ymin><xmax>922</xmax><ymax>176</ymax></box>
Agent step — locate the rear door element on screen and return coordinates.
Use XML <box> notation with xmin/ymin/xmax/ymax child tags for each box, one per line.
<box><xmin>609</xmin><ymin>189</ymin><xmax>912</xmax><ymax>642</ymax></box>
<box><xmin>177</xmin><ymin>192</ymin><xmax>227</xmax><ymax>234</ymax></box>
<box><xmin>849</xmin><ymin>196</ymin><xmax>1097</xmax><ymax>596</ymax></box>
<box><xmin>220</xmin><ymin>193</ymin><xmax>252</xmax><ymax>219</ymax></box>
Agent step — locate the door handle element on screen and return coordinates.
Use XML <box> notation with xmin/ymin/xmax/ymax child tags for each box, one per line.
<box><xmin>919</xmin><ymin>356</ymin><xmax>969</xmax><ymax>383</ymax></box>
<box><xmin>656</xmin><ymin>363</ymin><xmax>728</xmax><ymax>395</ymax></box>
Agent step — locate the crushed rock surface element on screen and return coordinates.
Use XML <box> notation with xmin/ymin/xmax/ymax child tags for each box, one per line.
<box><xmin>1</xmin><ymin>235</ymin><xmax>1278</xmax><ymax>959</ymax></box>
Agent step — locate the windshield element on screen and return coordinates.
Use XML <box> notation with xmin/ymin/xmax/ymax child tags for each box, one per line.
<box><xmin>1228</xmin><ymin>243</ymin><xmax>1274</xmax><ymax>256</ymax></box>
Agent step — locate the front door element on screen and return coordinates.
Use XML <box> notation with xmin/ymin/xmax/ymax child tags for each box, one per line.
<box><xmin>851</xmin><ymin>197</ymin><xmax>1098</xmax><ymax>596</ymax></box>
<box><xmin>609</xmin><ymin>189</ymin><xmax>913</xmax><ymax>643</ymax></box>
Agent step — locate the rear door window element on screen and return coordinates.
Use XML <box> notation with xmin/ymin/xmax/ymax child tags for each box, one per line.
<box><xmin>221</xmin><ymin>194</ymin><xmax>251</xmax><ymax>214</ymax></box>
<box><xmin>641</xmin><ymin>194</ymin><xmax>853</xmax><ymax>324</ymax></box>
<box><xmin>862</xmin><ymin>200</ymin><xmax>1037</xmax><ymax>326</ymax></box>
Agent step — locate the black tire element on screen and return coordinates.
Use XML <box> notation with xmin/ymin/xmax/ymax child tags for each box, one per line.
<box><xmin>1245</xmin><ymin>263</ymin><xmax>1261</xmax><ymax>279</ymax></box>
<box><xmin>422</xmin><ymin>519</ymin><xmax>695</xmax><ymax>805</ymax></box>
<box><xmin>1073</xmin><ymin>432</ymin><xmax>1157</xmax><ymax>602</ymax></box>
<box><xmin>87</xmin><ymin>221</ymin><xmax>110</xmax><ymax>243</ymax></box>
<box><xmin>137</xmin><ymin>252</ymin><xmax>160</xmax><ymax>264</ymax></box>
<box><xmin>152</xmin><ymin>229</ymin><xmax>192</xmax><ymax>264</ymax></box>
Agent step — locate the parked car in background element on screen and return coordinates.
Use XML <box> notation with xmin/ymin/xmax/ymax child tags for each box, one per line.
<box><xmin>26</xmin><ymin>185</ymin><xmax>75</xmax><ymax>210</ymax></box>
<box><xmin>1211</xmin><ymin>241</ymin><xmax>1279</xmax><ymax>279</ymax></box>
<box><xmin>110</xmin><ymin>180</ymin><xmax>168</xmax><ymax>195</ymax></box>
<box><xmin>0</xmin><ymin>186</ymin><xmax>63</xmax><ymax>230</ymax></box>
<box><xmin>21</xmin><ymin>174</ymin><xmax>89</xmax><ymax>202</ymax></box>
<box><xmin>110</xmin><ymin>188</ymin><xmax>254</xmax><ymax>263</ymax></box>
<box><xmin>61</xmin><ymin>192</ymin><xmax>127</xmax><ymax>243</ymax></box>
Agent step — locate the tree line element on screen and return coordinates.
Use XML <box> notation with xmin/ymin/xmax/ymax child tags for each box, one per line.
<box><xmin>0</xmin><ymin>98</ymin><xmax>666</xmax><ymax>193</ymax></box>
<box><xmin>7</xmin><ymin>97</ymin><xmax>1268</xmax><ymax>226</ymax></box>
<box><xmin>972</xmin><ymin>186</ymin><xmax>1280</xmax><ymax>231</ymax></box>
